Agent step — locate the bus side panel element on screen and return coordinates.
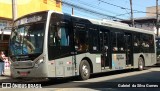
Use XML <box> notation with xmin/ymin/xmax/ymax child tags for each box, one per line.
<box><xmin>133</xmin><ymin>53</ymin><xmax>156</xmax><ymax>68</ymax></box>
<box><xmin>133</xmin><ymin>53</ymin><xmax>141</xmax><ymax>68</ymax></box>
<box><xmin>112</xmin><ymin>54</ymin><xmax>126</xmax><ymax>70</ymax></box>
<box><xmin>64</xmin><ymin>56</ymin><xmax>76</xmax><ymax>77</ymax></box>
<box><xmin>48</xmin><ymin>60</ymin><xmax>56</xmax><ymax>77</ymax></box>
<box><xmin>48</xmin><ymin>53</ymin><xmax>102</xmax><ymax>78</ymax></box>
<box><xmin>54</xmin><ymin>56</ymin><xmax>75</xmax><ymax>77</ymax></box>
<box><xmin>151</xmin><ymin>53</ymin><xmax>156</xmax><ymax>65</ymax></box>
<box><xmin>144</xmin><ymin>53</ymin><xmax>156</xmax><ymax>66</ymax></box>
<box><xmin>144</xmin><ymin>53</ymin><xmax>152</xmax><ymax>66</ymax></box>
<box><xmin>75</xmin><ymin>53</ymin><xmax>102</xmax><ymax>75</ymax></box>
<box><xmin>85</xmin><ymin>53</ymin><xmax>102</xmax><ymax>73</ymax></box>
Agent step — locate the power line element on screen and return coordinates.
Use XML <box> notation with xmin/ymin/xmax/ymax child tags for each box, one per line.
<box><xmin>98</xmin><ymin>0</ymin><xmax>158</xmax><ymax>15</ymax></box>
<box><xmin>77</xmin><ymin>0</ymin><xmax>130</xmax><ymax>18</ymax></box>
<box><xmin>63</xmin><ymin>5</ymin><xmax>100</xmax><ymax>19</ymax></box>
<box><xmin>77</xmin><ymin>0</ymin><xmax>119</xmax><ymax>15</ymax></box>
<box><xmin>61</xmin><ymin>0</ymin><xmax>124</xmax><ymax>20</ymax></box>
<box><xmin>52</xmin><ymin>0</ymin><xmax>148</xmax><ymax>26</ymax></box>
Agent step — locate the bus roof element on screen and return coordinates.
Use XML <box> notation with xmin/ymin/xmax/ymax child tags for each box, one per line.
<box><xmin>15</xmin><ymin>10</ymin><xmax>155</xmax><ymax>35</ymax></box>
<box><xmin>87</xmin><ymin>17</ymin><xmax>155</xmax><ymax>35</ymax></box>
<box><xmin>68</xmin><ymin>11</ymin><xmax>155</xmax><ymax>35</ymax></box>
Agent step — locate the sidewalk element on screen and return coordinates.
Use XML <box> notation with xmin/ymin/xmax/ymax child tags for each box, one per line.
<box><xmin>0</xmin><ymin>59</ymin><xmax>11</xmax><ymax>80</ymax></box>
<box><xmin>0</xmin><ymin>68</ymin><xmax>20</xmax><ymax>83</ymax></box>
<box><xmin>0</xmin><ymin>68</ymin><xmax>11</xmax><ymax>80</ymax></box>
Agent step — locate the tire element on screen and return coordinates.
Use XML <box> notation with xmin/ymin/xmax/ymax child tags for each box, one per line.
<box><xmin>79</xmin><ymin>60</ymin><xmax>90</xmax><ymax>80</ymax></box>
<box><xmin>138</xmin><ymin>57</ymin><xmax>144</xmax><ymax>71</ymax></box>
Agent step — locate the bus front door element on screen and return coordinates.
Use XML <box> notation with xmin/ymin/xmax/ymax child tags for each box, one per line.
<box><xmin>125</xmin><ymin>33</ymin><xmax>133</xmax><ymax>67</ymax></box>
<box><xmin>100</xmin><ymin>30</ymin><xmax>110</xmax><ymax>69</ymax></box>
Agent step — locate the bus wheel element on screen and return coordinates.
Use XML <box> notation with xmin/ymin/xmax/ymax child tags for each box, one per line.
<box><xmin>79</xmin><ymin>60</ymin><xmax>90</xmax><ymax>80</ymax></box>
<box><xmin>138</xmin><ymin>57</ymin><xmax>144</xmax><ymax>71</ymax></box>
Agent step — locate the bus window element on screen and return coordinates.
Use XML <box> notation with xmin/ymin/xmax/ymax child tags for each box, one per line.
<box><xmin>74</xmin><ymin>24</ymin><xmax>88</xmax><ymax>52</ymax></box>
<box><xmin>112</xmin><ymin>32</ymin><xmax>117</xmax><ymax>52</ymax></box>
<box><xmin>117</xmin><ymin>33</ymin><xmax>124</xmax><ymax>51</ymax></box>
<box><xmin>149</xmin><ymin>35</ymin><xmax>154</xmax><ymax>53</ymax></box>
<box><xmin>88</xmin><ymin>27</ymin><xmax>99</xmax><ymax>51</ymax></box>
<box><xmin>57</xmin><ymin>27</ymin><xmax>69</xmax><ymax>46</ymax></box>
<box><xmin>49</xmin><ymin>25</ymin><xmax>69</xmax><ymax>46</ymax></box>
<box><xmin>142</xmin><ymin>34</ymin><xmax>150</xmax><ymax>48</ymax></box>
<box><xmin>133</xmin><ymin>34</ymin><xmax>140</xmax><ymax>47</ymax></box>
<box><xmin>112</xmin><ymin>32</ymin><xmax>124</xmax><ymax>52</ymax></box>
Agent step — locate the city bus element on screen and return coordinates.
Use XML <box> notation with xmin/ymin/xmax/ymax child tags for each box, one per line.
<box><xmin>9</xmin><ymin>10</ymin><xmax>156</xmax><ymax>80</ymax></box>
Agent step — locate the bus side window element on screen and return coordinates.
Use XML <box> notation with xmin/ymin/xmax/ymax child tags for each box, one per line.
<box><xmin>134</xmin><ymin>34</ymin><xmax>140</xmax><ymax>47</ymax></box>
<box><xmin>57</xmin><ymin>27</ymin><xmax>69</xmax><ymax>46</ymax></box>
<box><xmin>88</xmin><ymin>27</ymin><xmax>99</xmax><ymax>51</ymax></box>
<box><xmin>49</xmin><ymin>25</ymin><xmax>56</xmax><ymax>46</ymax></box>
<box><xmin>117</xmin><ymin>33</ymin><xmax>124</xmax><ymax>51</ymax></box>
<box><xmin>149</xmin><ymin>35</ymin><xmax>154</xmax><ymax>52</ymax></box>
<box><xmin>49</xmin><ymin>24</ymin><xmax>69</xmax><ymax>46</ymax></box>
<box><xmin>74</xmin><ymin>23</ymin><xmax>88</xmax><ymax>52</ymax></box>
<box><xmin>112</xmin><ymin>32</ymin><xmax>124</xmax><ymax>52</ymax></box>
<box><xmin>112</xmin><ymin>32</ymin><xmax>117</xmax><ymax>52</ymax></box>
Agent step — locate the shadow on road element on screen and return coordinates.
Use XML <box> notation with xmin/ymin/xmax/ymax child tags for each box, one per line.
<box><xmin>74</xmin><ymin>70</ymin><xmax>160</xmax><ymax>91</ymax></box>
<box><xmin>42</xmin><ymin>69</ymin><xmax>142</xmax><ymax>86</ymax></box>
<box><xmin>0</xmin><ymin>66</ymin><xmax>159</xmax><ymax>89</ymax></box>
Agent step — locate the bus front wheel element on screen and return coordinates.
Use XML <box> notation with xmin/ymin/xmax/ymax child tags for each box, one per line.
<box><xmin>138</xmin><ymin>57</ymin><xmax>144</xmax><ymax>71</ymax></box>
<box><xmin>79</xmin><ymin>60</ymin><xmax>90</xmax><ymax>80</ymax></box>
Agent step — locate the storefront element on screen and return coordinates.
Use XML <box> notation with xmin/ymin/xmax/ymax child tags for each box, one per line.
<box><xmin>0</xmin><ymin>19</ymin><xmax>12</xmax><ymax>56</ymax></box>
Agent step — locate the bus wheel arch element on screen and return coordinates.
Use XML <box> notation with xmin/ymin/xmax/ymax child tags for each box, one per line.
<box><xmin>82</xmin><ymin>57</ymin><xmax>93</xmax><ymax>73</ymax></box>
<box><xmin>79</xmin><ymin>57</ymin><xmax>93</xmax><ymax>80</ymax></box>
<box><xmin>138</xmin><ymin>55</ymin><xmax>145</xmax><ymax>71</ymax></box>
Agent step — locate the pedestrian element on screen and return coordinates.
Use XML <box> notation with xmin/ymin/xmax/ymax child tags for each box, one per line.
<box><xmin>0</xmin><ymin>51</ymin><xmax>6</xmax><ymax>76</ymax></box>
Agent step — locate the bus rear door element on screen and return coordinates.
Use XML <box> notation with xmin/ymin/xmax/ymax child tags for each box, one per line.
<box><xmin>99</xmin><ymin>28</ymin><xmax>111</xmax><ymax>69</ymax></box>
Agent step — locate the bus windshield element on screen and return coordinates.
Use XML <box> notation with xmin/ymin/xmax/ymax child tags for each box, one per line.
<box><xmin>10</xmin><ymin>22</ymin><xmax>45</xmax><ymax>56</ymax></box>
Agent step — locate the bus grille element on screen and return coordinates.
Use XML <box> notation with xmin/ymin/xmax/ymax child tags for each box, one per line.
<box><xmin>13</xmin><ymin>61</ymin><xmax>34</xmax><ymax>68</ymax></box>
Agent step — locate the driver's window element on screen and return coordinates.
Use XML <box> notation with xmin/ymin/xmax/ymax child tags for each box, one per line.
<box><xmin>49</xmin><ymin>24</ymin><xmax>69</xmax><ymax>46</ymax></box>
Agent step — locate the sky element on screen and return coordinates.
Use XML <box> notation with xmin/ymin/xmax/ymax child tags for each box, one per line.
<box><xmin>62</xmin><ymin>0</ymin><xmax>160</xmax><ymax>20</ymax></box>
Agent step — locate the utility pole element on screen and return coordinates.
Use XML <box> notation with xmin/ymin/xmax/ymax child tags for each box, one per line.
<box><xmin>156</xmin><ymin>0</ymin><xmax>159</xmax><ymax>36</ymax></box>
<box><xmin>130</xmin><ymin>0</ymin><xmax>134</xmax><ymax>27</ymax></box>
<box><xmin>12</xmin><ymin>0</ymin><xmax>17</xmax><ymax>21</ymax></box>
<box><xmin>72</xmin><ymin>7</ymin><xmax>74</xmax><ymax>15</ymax></box>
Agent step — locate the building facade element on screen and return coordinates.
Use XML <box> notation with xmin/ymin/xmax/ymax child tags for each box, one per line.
<box><xmin>146</xmin><ymin>6</ymin><xmax>160</xmax><ymax>17</ymax></box>
<box><xmin>121</xmin><ymin>6</ymin><xmax>160</xmax><ymax>35</ymax></box>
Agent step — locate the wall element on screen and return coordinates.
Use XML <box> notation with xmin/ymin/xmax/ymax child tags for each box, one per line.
<box><xmin>0</xmin><ymin>0</ymin><xmax>62</xmax><ymax>19</ymax></box>
<box><xmin>146</xmin><ymin>6</ymin><xmax>160</xmax><ymax>17</ymax></box>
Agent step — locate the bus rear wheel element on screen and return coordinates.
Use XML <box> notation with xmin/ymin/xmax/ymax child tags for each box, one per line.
<box><xmin>79</xmin><ymin>60</ymin><xmax>90</xmax><ymax>80</ymax></box>
<box><xmin>138</xmin><ymin>57</ymin><xmax>144</xmax><ymax>71</ymax></box>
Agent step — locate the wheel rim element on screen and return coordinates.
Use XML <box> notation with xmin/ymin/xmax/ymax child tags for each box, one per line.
<box><xmin>82</xmin><ymin>65</ymin><xmax>89</xmax><ymax>76</ymax></box>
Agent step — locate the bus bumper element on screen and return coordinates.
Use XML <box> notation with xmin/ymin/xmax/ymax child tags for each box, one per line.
<box><xmin>10</xmin><ymin>64</ymin><xmax>48</xmax><ymax>78</ymax></box>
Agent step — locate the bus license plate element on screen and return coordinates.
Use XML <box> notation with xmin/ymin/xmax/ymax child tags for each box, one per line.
<box><xmin>20</xmin><ymin>72</ymin><xmax>28</xmax><ymax>76</ymax></box>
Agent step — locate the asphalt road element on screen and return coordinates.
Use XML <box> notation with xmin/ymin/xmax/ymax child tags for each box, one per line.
<box><xmin>0</xmin><ymin>65</ymin><xmax>160</xmax><ymax>91</ymax></box>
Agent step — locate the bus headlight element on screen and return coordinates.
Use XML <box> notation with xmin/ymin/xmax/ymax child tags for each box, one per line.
<box><xmin>35</xmin><ymin>58</ymin><xmax>44</xmax><ymax>67</ymax></box>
